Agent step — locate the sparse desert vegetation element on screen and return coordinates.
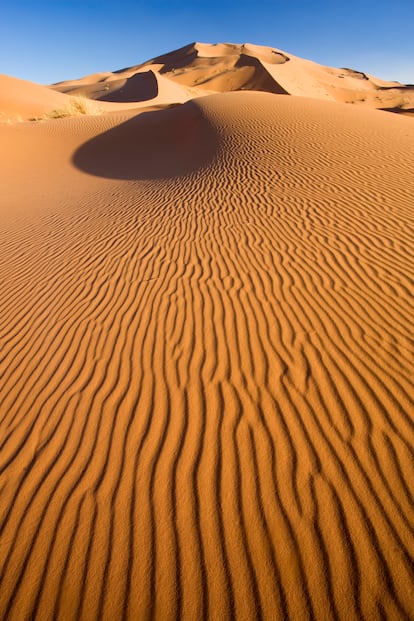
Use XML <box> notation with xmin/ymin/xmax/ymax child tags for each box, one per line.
<box><xmin>31</xmin><ymin>95</ymin><xmax>102</xmax><ymax>120</ymax></box>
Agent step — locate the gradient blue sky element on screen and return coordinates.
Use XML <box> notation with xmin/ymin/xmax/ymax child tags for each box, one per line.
<box><xmin>2</xmin><ymin>0</ymin><xmax>413</xmax><ymax>85</ymax></box>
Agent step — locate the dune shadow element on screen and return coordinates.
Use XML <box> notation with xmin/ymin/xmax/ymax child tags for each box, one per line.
<box><xmin>72</xmin><ymin>101</ymin><xmax>219</xmax><ymax>181</ymax></box>
<box><xmin>98</xmin><ymin>71</ymin><xmax>159</xmax><ymax>102</ymax></box>
<box><xmin>155</xmin><ymin>43</ymin><xmax>199</xmax><ymax>73</ymax></box>
<box><xmin>377</xmin><ymin>84</ymin><xmax>414</xmax><ymax>91</ymax></box>
<box><xmin>380</xmin><ymin>105</ymin><xmax>414</xmax><ymax>117</ymax></box>
<box><xmin>236</xmin><ymin>55</ymin><xmax>289</xmax><ymax>94</ymax></box>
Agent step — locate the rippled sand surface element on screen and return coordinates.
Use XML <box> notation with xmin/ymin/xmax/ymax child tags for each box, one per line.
<box><xmin>1</xmin><ymin>92</ymin><xmax>414</xmax><ymax>620</ymax></box>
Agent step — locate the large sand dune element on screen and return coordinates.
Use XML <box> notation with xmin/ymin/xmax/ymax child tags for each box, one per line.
<box><xmin>53</xmin><ymin>42</ymin><xmax>414</xmax><ymax>116</ymax></box>
<box><xmin>2</xmin><ymin>42</ymin><xmax>413</xmax><ymax>124</ymax></box>
<box><xmin>1</xmin><ymin>91</ymin><xmax>414</xmax><ymax>619</ymax></box>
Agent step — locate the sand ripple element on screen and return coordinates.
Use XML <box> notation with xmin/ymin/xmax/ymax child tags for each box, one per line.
<box><xmin>0</xmin><ymin>93</ymin><xmax>414</xmax><ymax>620</ymax></box>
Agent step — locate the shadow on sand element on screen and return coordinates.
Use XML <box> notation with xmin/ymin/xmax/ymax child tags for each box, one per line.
<box><xmin>98</xmin><ymin>71</ymin><xmax>159</xmax><ymax>103</ymax></box>
<box><xmin>72</xmin><ymin>101</ymin><xmax>219</xmax><ymax>181</ymax></box>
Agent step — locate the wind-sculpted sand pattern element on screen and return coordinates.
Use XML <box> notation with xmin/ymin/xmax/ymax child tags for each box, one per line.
<box><xmin>0</xmin><ymin>93</ymin><xmax>414</xmax><ymax>620</ymax></box>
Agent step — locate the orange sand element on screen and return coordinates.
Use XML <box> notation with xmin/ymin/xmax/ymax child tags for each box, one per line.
<box><xmin>1</xmin><ymin>47</ymin><xmax>414</xmax><ymax>621</ymax></box>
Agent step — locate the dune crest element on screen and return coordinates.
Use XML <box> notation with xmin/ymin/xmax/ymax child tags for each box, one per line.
<box><xmin>0</xmin><ymin>91</ymin><xmax>414</xmax><ymax>619</ymax></box>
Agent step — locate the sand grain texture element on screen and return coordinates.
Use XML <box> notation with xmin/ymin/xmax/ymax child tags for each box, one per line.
<box><xmin>0</xmin><ymin>92</ymin><xmax>414</xmax><ymax>620</ymax></box>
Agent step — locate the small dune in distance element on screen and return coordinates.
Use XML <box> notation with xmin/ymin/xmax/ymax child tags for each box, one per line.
<box><xmin>0</xmin><ymin>42</ymin><xmax>414</xmax><ymax>620</ymax></box>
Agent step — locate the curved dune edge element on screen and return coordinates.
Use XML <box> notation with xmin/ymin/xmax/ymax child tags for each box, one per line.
<box><xmin>0</xmin><ymin>70</ymin><xmax>201</xmax><ymax>123</ymax></box>
<box><xmin>0</xmin><ymin>92</ymin><xmax>414</xmax><ymax>619</ymax></box>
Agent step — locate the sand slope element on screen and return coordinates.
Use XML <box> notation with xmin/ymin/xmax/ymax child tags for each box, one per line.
<box><xmin>0</xmin><ymin>92</ymin><xmax>414</xmax><ymax>619</ymax></box>
<box><xmin>53</xmin><ymin>42</ymin><xmax>414</xmax><ymax>115</ymax></box>
<box><xmin>0</xmin><ymin>74</ymin><xmax>73</xmax><ymax>122</ymax></box>
<box><xmin>0</xmin><ymin>70</ymin><xmax>201</xmax><ymax>123</ymax></box>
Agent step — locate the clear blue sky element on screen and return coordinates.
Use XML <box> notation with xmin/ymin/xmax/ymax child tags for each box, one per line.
<box><xmin>1</xmin><ymin>0</ymin><xmax>413</xmax><ymax>85</ymax></box>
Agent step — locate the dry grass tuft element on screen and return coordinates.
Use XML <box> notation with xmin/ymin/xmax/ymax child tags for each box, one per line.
<box><xmin>30</xmin><ymin>95</ymin><xmax>102</xmax><ymax>121</ymax></box>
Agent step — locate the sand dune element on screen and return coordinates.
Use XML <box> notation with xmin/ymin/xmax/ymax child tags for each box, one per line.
<box><xmin>3</xmin><ymin>42</ymin><xmax>413</xmax><ymax>123</ymax></box>
<box><xmin>53</xmin><ymin>68</ymin><xmax>202</xmax><ymax>106</ymax></box>
<box><xmin>0</xmin><ymin>73</ymin><xmax>74</xmax><ymax>122</ymax></box>
<box><xmin>53</xmin><ymin>42</ymin><xmax>414</xmax><ymax>115</ymax></box>
<box><xmin>0</xmin><ymin>69</ymin><xmax>199</xmax><ymax>123</ymax></box>
<box><xmin>1</xmin><ymin>91</ymin><xmax>414</xmax><ymax>619</ymax></box>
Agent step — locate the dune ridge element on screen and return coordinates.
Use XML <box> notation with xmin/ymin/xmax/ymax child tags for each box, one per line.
<box><xmin>0</xmin><ymin>92</ymin><xmax>414</xmax><ymax>619</ymax></box>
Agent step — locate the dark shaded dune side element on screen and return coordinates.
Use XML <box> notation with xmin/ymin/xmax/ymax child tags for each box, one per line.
<box><xmin>381</xmin><ymin>106</ymin><xmax>414</xmax><ymax>117</ymax></box>
<box><xmin>73</xmin><ymin>101</ymin><xmax>219</xmax><ymax>179</ymax></box>
<box><xmin>190</xmin><ymin>54</ymin><xmax>289</xmax><ymax>94</ymax></box>
<box><xmin>51</xmin><ymin>71</ymin><xmax>160</xmax><ymax>102</ymax></box>
<box><xmin>0</xmin><ymin>93</ymin><xmax>414</xmax><ymax>620</ymax></box>
<box><xmin>96</xmin><ymin>70</ymin><xmax>159</xmax><ymax>102</ymax></box>
<box><xmin>235</xmin><ymin>54</ymin><xmax>289</xmax><ymax>94</ymax></box>
<box><xmin>149</xmin><ymin>42</ymin><xmax>199</xmax><ymax>71</ymax></box>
